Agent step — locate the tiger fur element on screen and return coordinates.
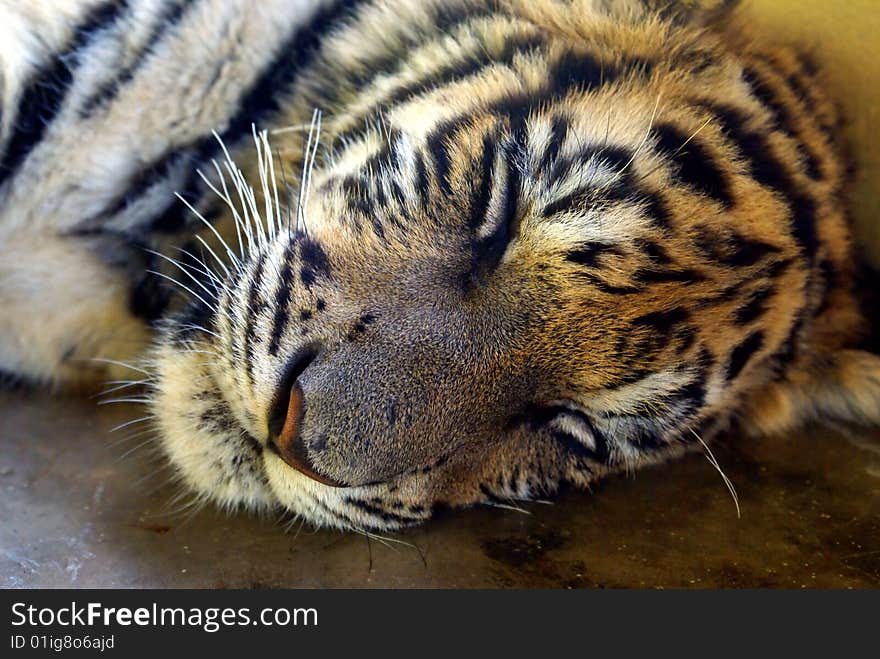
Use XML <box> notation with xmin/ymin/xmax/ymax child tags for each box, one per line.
<box><xmin>1</xmin><ymin>0</ymin><xmax>878</xmax><ymax>530</ymax></box>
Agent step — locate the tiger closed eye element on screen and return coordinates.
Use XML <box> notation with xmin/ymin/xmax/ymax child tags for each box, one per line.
<box><xmin>1</xmin><ymin>0</ymin><xmax>877</xmax><ymax>537</ymax></box>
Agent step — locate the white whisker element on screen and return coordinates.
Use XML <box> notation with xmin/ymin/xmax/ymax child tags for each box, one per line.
<box><xmin>620</xmin><ymin>92</ymin><xmax>662</xmax><ymax>176</ymax></box>
<box><xmin>173</xmin><ymin>194</ymin><xmax>235</xmax><ymax>278</ymax></box>
<box><xmin>145</xmin><ymin>269</ymin><xmax>218</xmax><ymax>312</ymax></box>
<box><xmin>97</xmin><ymin>397</ymin><xmax>153</xmax><ymax>406</ymax></box>
<box><xmin>145</xmin><ymin>249</ymin><xmax>219</xmax><ymax>300</ymax></box>
<box><xmin>689</xmin><ymin>428</ymin><xmax>741</xmax><ymax>518</ymax></box>
<box><xmin>86</xmin><ymin>358</ymin><xmax>149</xmax><ymax>374</ymax></box>
<box><xmin>109</xmin><ymin>415</ymin><xmax>155</xmax><ymax>433</ymax></box>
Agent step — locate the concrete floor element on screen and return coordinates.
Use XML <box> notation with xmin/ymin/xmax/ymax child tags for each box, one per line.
<box><xmin>1</xmin><ymin>389</ymin><xmax>878</xmax><ymax>588</ymax></box>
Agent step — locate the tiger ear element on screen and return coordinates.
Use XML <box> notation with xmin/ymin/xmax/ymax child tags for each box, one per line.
<box><xmin>741</xmin><ymin>349</ymin><xmax>880</xmax><ymax>436</ymax></box>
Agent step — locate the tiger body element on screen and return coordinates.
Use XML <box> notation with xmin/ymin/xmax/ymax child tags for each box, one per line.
<box><xmin>1</xmin><ymin>0</ymin><xmax>878</xmax><ymax>530</ymax></box>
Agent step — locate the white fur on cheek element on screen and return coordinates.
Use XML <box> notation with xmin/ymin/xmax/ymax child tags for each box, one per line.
<box><xmin>151</xmin><ymin>335</ymin><xmax>357</xmax><ymax>528</ymax></box>
<box><xmin>263</xmin><ymin>454</ymin><xmax>354</xmax><ymax>530</ymax></box>
<box><xmin>150</xmin><ymin>341</ymin><xmax>274</xmax><ymax>512</ymax></box>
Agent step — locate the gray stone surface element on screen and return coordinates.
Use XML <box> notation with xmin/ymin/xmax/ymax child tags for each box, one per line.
<box><xmin>1</xmin><ymin>389</ymin><xmax>878</xmax><ymax>588</ymax></box>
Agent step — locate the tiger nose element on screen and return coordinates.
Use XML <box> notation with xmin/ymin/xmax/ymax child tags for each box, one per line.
<box><xmin>270</xmin><ymin>382</ymin><xmax>346</xmax><ymax>488</ymax></box>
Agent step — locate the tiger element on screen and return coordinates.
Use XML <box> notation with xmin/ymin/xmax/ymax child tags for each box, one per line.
<box><xmin>1</xmin><ymin>0</ymin><xmax>878</xmax><ymax>532</ymax></box>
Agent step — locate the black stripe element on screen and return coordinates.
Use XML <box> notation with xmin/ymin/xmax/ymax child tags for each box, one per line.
<box><xmin>553</xmin><ymin>430</ymin><xmax>606</xmax><ymax>470</ymax></box>
<box><xmin>814</xmin><ymin>258</ymin><xmax>837</xmax><ymax>317</ymax></box>
<box><xmin>734</xmin><ymin>287</ymin><xmax>773</xmax><ymax>326</ymax></box>
<box><xmin>478</xmin><ymin>483</ymin><xmax>509</xmax><ymax>505</ymax></box>
<box><xmin>0</xmin><ymin>368</ymin><xmax>41</xmax><ymax>390</ymax></box>
<box><xmin>796</xmin><ymin>143</ymin><xmax>822</xmax><ymax>181</ymax></box>
<box><xmin>413</xmin><ymin>151</ymin><xmax>430</xmax><ymax>208</ymax></box>
<box><xmin>775</xmin><ymin>315</ymin><xmax>804</xmax><ymax>369</ymax></box>
<box><xmin>98</xmin><ymin>149</ymin><xmax>194</xmax><ymax>224</ymax></box>
<box><xmin>344</xmin><ymin>498</ymin><xmax>424</xmax><ymax>525</ymax></box>
<box><xmin>472</xmin><ymin>138</ymin><xmax>522</xmax><ymax>274</ymax></box>
<box><xmin>334</xmin><ymin>2</ymin><xmax>499</xmax><ymax>103</ymax></box>
<box><xmin>244</xmin><ymin>251</ymin><xmax>268</xmax><ymax>385</ymax></box>
<box><xmin>267</xmin><ymin>244</ymin><xmax>296</xmax><ymax>356</ymax></box>
<box><xmin>743</xmin><ymin>67</ymin><xmax>793</xmax><ymax>135</ymax></box>
<box><xmin>774</xmin><ymin>67</ymin><xmax>816</xmax><ymax>120</ymax></box>
<box><xmin>651</xmin><ymin>122</ymin><xmax>733</xmax><ymax>208</ymax></box>
<box><xmin>635</xmin><ymin>239</ymin><xmax>673</xmax><ymax>266</ymax></box>
<box><xmin>540</xmin><ymin>145</ymin><xmax>633</xmax><ymax>217</ymax></box>
<box><xmin>0</xmin><ymin>1</ymin><xmax>129</xmax><ymax>187</ymax></box>
<box><xmin>425</xmin><ymin>124</ymin><xmax>457</xmax><ymax>195</ymax></box>
<box><xmin>565</xmin><ymin>242</ymin><xmax>623</xmax><ymax>268</ymax></box>
<box><xmin>691</xmin><ymin>101</ymin><xmax>820</xmax><ymax>260</ymax></box>
<box><xmin>693</xmin><ymin>224</ymin><xmax>782</xmax><ymax>269</ymax></box>
<box><xmin>468</xmin><ymin>132</ymin><xmax>497</xmax><ymax>229</ymax></box>
<box><xmin>725</xmin><ymin>233</ymin><xmax>783</xmax><ymax>267</ymax></box>
<box><xmin>537</xmin><ymin>114</ymin><xmax>569</xmax><ymax>173</ymax></box>
<box><xmin>792</xmin><ymin>54</ymin><xmax>838</xmax><ymax>136</ymax></box>
<box><xmin>299</xmin><ymin>236</ymin><xmax>331</xmax><ymax>284</ymax></box>
<box><xmin>639</xmin><ymin>191</ymin><xmax>675</xmax><ymax>230</ymax></box>
<box><xmin>216</xmin><ymin>0</ymin><xmax>368</xmax><ymax>150</ymax></box>
<box><xmin>547</xmin><ymin>144</ymin><xmax>631</xmax><ymax>185</ymax></box>
<box><xmin>80</xmin><ymin>0</ymin><xmax>194</xmax><ymax>117</ymax></box>
<box><xmin>726</xmin><ymin>330</ymin><xmax>764</xmax><ymax>381</ymax></box>
<box><xmin>690</xmin><ymin>102</ymin><xmax>780</xmax><ymax>190</ymax></box>
<box><xmin>550</xmin><ymin>49</ymin><xmax>650</xmax><ymax>96</ymax></box>
<box><xmin>170</xmin><ymin>295</ymin><xmax>215</xmax><ymax>347</ymax></box>
<box><xmin>631</xmin><ymin>308</ymin><xmax>690</xmax><ymax>335</ymax></box>
<box><xmin>577</xmin><ymin>272</ymin><xmax>640</xmax><ymax>295</ymax></box>
<box><xmin>149</xmin><ymin>170</ymin><xmax>205</xmax><ymax>233</ymax></box>
<box><xmin>334</xmin><ymin>32</ymin><xmax>548</xmax><ymax>147</ymax></box>
<box><xmin>306</xmin><ymin>497</ymin><xmax>364</xmax><ymax>530</ymax></box>
<box><xmin>668</xmin><ymin>355</ymin><xmax>710</xmax><ymax>420</ymax></box>
<box><xmin>338</xmin><ymin>175</ymin><xmax>374</xmax><ymax>218</ymax></box>
<box><xmin>336</xmin><ymin>44</ymin><xmax>649</xmax><ymax>212</ymax></box>
<box><xmin>541</xmin><ymin>188</ymin><xmax>594</xmax><ymax>219</ymax></box>
<box><xmin>744</xmin><ymin>64</ymin><xmax>826</xmax><ymax>175</ymax></box>
<box><xmin>548</xmin><ymin>50</ymin><xmax>606</xmax><ymax>94</ymax></box>
<box><xmin>627</xmin><ymin>306</ymin><xmax>692</xmax><ymax>357</ymax></box>
<box><xmin>483</xmin><ymin>53</ymin><xmax>649</xmax><ymax>128</ymax></box>
<box><xmin>129</xmin><ymin>251</ymin><xmax>172</xmax><ymax>322</ymax></box>
<box><xmin>91</xmin><ymin>0</ymin><xmax>367</xmax><ymax>233</ymax></box>
<box><xmin>632</xmin><ymin>267</ymin><xmax>705</xmax><ymax>285</ymax></box>
<box><xmin>543</xmin><ymin>149</ymin><xmax>673</xmax><ymax>230</ymax></box>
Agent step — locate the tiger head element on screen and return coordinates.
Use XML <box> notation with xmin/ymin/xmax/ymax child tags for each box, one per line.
<box><xmin>149</xmin><ymin>98</ymin><xmax>756</xmax><ymax>531</ymax></box>
<box><xmin>146</xmin><ymin>2</ymin><xmax>858</xmax><ymax>531</ymax></box>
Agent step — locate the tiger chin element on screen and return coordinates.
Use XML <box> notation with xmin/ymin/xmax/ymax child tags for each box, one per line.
<box><xmin>5</xmin><ymin>0</ymin><xmax>880</xmax><ymax>532</ymax></box>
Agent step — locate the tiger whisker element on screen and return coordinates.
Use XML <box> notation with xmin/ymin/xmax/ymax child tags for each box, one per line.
<box><xmin>92</xmin><ymin>379</ymin><xmax>151</xmax><ymax>398</ymax></box>
<box><xmin>174</xmin><ymin>201</ymin><xmax>236</xmax><ymax>279</ymax></box>
<box><xmin>85</xmin><ymin>358</ymin><xmax>150</xmax><ymax>374</ymax></box>
<box><xmin>97</xmin><ymin>397</ymin><xmax>153</xmax><ymax>406</ymax></box>
<box><xmin>689</xmin><ymin>427</ymin><xmax>741</xmax><ymax>518</ymax></box>
<box><xmin>114</xmin><ymin>436</ymin><xmax>161</xmax><ymax>463</ymax></box>
<box><xmin>145</xmin><ymin>249</ymin><xmax>220</xmax><ymax>301</ymax></box>
<box><xmin>203</xmin><ymin>160</ymin><xmax>251</xmax><ymax>258</ymax></box>
<box><xmin>108</xmin><ymin>415</ymin><xmax>156</xmax><ymax>433</ymax></box>
<box><xmin>168</xmin><ymin>245</ymin><xmax>227</xmax><ymax>296</ymax></box>
<box><xmin>297</xmin><ymin>108</ymin><xmax>322</xmax><ymax>234</ymax></box>
<box><xmin>145</xmin><ymin>270</ymin><xmax>218</xmax><ymax>312</ymax></box>
<box><xmin>619</xmin><ymin>91</ymin><xmax>663</xmax><ymax>176</ymax></box>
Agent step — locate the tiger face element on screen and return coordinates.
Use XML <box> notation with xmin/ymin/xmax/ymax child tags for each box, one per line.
<box><xmin>143</xmin><ymin>0</ymin><xmax>877</xmax><ymax>531</ymax></box>
<box><xmin>147</xmin><ymin>109</ymin><xmax>782</xmax><ymax>530</ymax></box>
<box><xmin>151</xmin><ymin>120</ymin><xmax>696</xmax><ymax>530</ymax></box>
